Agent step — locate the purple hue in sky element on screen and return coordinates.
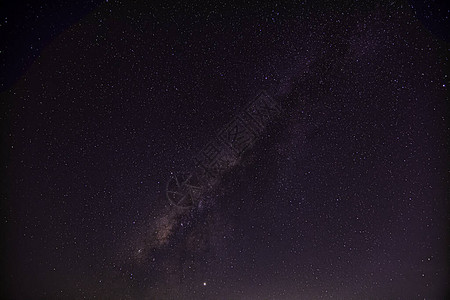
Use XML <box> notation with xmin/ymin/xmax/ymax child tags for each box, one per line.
<box><xmin>1</xmin><ymin>1</ymin><xmax>448</xmax><ymax>299</ymax></box>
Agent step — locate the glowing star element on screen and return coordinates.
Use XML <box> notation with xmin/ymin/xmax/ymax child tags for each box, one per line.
<box><xmin>203</xmin><ymin>282</ymin><xmax>207</xmax><ymax>286</ymax></box>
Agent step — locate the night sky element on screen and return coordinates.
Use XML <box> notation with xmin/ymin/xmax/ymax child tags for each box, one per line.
<box><xmin>1</xmin><ymin>1</ymin><xmax>449</xmax><ymax>299</ymax></box>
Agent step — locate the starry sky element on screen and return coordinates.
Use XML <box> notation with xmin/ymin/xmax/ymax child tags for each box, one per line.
<box><xmin>1</xmin><ymin>1</ymin><xmax>449</xmax><ymax>299</ymax></box>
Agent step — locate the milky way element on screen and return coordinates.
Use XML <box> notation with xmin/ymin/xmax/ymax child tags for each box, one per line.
<box><xmin>2</xmin><ymin>1</ymin><xmax>448</xmax><ymax>299</ymax></box>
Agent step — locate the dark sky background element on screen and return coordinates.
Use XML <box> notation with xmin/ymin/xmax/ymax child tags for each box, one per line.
<box><xmin>1</xmin><ymin>1</ymin><xmax>449</xmax><ymax>299</ymax></box>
